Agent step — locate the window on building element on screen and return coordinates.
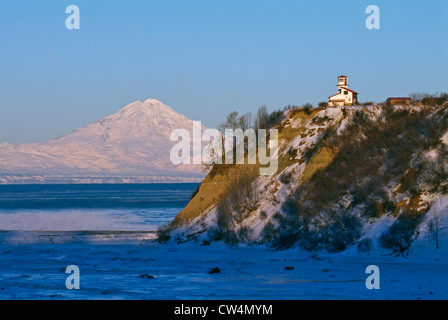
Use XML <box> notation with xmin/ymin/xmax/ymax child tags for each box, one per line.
<box><xmin>344</xmin><ymin>91</ymin><xmax>348</xmax><ymax>95</ymax></box>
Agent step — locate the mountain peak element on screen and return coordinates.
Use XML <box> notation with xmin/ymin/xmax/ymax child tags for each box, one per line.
<box><xmin>119</xmin><ymin>98</ymin><xmax>176</xmax><ymax>116</ymax></box>
<box><xmin>143</xmin><ymin>98</ymin><xmax>164</xmax><ymax>105</ymax></box>
<box><xmin>143</xmin><ymin>98</ymin><xmax>176</xmax><ymax>113</ymax></box>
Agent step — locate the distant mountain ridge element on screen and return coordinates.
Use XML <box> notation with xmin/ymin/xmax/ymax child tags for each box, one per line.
<box><xmin>0</xmin><ymin>99</ymin><xmax>206</xmax><ymax>184</ymax></box>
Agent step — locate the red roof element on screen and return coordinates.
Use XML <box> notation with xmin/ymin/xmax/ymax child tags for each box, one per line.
<box><xmin>338</xmin><ymin>75</ymin><xmax>347</xmax><ymax>78</ymax></box>
<box><xmin>343</xmin><ymin>87</ymin><xmax>358</xmax><ymax>94</ymax></box>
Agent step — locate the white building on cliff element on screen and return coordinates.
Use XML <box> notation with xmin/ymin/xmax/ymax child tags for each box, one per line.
<box><xmin>328</xmin><ymin>75</ymin><xmax>358</xmax><ymax>107</ymax></box>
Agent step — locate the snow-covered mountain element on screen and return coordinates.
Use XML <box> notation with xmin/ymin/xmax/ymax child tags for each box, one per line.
<box><xmin>0</xmin><ymin>99</ymin><xmax>206</xmax><ymax>183</ymax></box>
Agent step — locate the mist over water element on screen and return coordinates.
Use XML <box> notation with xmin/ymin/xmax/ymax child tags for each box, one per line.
<box><xmin>0</xmin><ymin>183</ymin><xmax>198</xmax><ymax>232</ymax></box>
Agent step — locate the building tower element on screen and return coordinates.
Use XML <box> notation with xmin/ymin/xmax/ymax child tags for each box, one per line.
<box><xmin>328</xmin><ymin>75</ymin><xmax>358</xmax><ymax>107</ymax></box>
<box><xmin>337</xmin><ymin>75</ymin><xmax>348</xmax><ymax>89</ymax></box>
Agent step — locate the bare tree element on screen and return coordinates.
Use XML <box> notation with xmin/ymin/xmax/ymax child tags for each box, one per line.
<box><xmin>428</xmin><ymin>201</ymin><xmax>444</xmax><ymax>249</ymax></box>
<box><xmin>254</xmin><ymin>105</ymin><xmax>269</xmax><ymax>131</ymax></box>
<box><xmin>238</xmin><ymin>113</ymin><xmax>252</xmax><ymax>132</ymax></box>
<box><xmin>218</xmin><ymin>111</ymin><xmax>239</xmax><ymax>132</ymax></box>
<box><xmin>409</xmin><ymin>92</ymin><xmax>433</xmax><ymax>102</ymax></box>
<box><xmin>201</xmin><ymin>137</ymin><xmax>222</xmax><ymax>173</ymax></box>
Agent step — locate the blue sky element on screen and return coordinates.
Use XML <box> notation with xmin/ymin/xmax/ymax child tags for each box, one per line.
<box><xmin>1</xmin><ymin>0</ymin><xmax>447</xmax><ymax>143</ymax></box>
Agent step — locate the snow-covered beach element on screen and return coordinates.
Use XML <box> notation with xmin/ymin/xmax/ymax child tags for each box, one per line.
<box><xmin>1</xmin><ymin>183</ymin><xmax>447</xmax><ymax>300</ymax></box>
<box><xmin>1</xmin><ymin>233</ymin><xmax>446</xmax><ymax>300</ymax></box>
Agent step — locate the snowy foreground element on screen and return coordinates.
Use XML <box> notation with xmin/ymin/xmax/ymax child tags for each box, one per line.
<box><xmin>0</xmin><ymin>233</ymin><xmax>446</xmax><ymax>300</ymax></box>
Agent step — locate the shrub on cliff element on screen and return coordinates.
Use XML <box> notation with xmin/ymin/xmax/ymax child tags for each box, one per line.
<box><xmin>379</xmin><ymin>210</ymin><xmax>420</xmax><ymax>255</ymax></box>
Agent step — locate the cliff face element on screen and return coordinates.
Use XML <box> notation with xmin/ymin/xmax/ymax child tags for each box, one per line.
<box><xmin>169</xmin><ymin>105</ymin><xmax>448</xmax><ymax>254</ymax></box>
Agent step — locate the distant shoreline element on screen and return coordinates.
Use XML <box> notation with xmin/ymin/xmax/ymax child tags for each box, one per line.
<box><xmin>0</xmin><ymin>175</ymin><xmax>205</xmax><ymax>185</ymax></box>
